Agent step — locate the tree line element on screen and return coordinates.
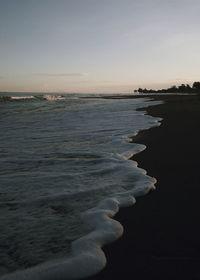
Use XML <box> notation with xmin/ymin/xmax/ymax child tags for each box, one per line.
<box><xmin>134</xmin><ymin>81</ymin><xmax>200</xmax><ymax>94</ymax></box>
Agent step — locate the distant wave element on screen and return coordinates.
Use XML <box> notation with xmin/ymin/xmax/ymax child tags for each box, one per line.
<box><xmin>42</xmin><ymin>95</ymin><xmax>66</xmax><ymax>100</ymax></box>
<box><xmin>0</xmin><ymin>95</ymin><xmax>66</xmax><ymax>102</ymax></box>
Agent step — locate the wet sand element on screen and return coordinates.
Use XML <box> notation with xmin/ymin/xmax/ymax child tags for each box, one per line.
<box><xmin>88</xmin><ymin>95</ymin><xmax>200</xmax><ymax>280</ymax></box>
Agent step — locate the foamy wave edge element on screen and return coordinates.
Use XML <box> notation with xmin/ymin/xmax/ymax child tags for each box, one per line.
<box><xmin>1</xmin><ymin>104</ymin><xmax>162</xmax><ymax>280</ymax></box>
<box><xmin>0</xmin><ymin>163</ymin><xmax>156</xmax><ymax>280</ymax></box>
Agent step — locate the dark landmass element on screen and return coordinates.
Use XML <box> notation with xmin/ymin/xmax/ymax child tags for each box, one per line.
<box><xmin>88</xmin><ymin>95</ymin><xmax>200</xmax><ymax>280</ymax></box>
<box><xmin>134</xmin><ymin>81</ymin><xmax>200</xmax><ymax>94</ymax></box>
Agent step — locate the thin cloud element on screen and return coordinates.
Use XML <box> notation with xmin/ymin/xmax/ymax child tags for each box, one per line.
<box><xmin>34</xmin><ymin>73</ymin><xmax>87</xmax><ymax>77</ymax></box>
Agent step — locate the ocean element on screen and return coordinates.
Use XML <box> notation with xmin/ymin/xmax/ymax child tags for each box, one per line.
<box><xmin>0</xmin><ymin>93</ymin><xmax>162</xmax><ymax>279</ymax></box>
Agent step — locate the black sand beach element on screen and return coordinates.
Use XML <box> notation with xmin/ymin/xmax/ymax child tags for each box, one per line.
<box><xmin>88</xmin><ymin>95</ymin><xmax>200</xmax><ymax>280</ymax></box>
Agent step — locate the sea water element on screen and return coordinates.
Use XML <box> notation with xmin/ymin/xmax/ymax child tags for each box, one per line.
<box><xmin>0</xmin><ymin>94</ymin><xmax>162</xmax><ymax>279</ymax></box>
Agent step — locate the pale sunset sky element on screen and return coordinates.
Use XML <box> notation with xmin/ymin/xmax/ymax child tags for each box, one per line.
<box><xmin>0</xmin><ymin>0</ymin><xmax>200</xmax><ymax>93</ymax></box>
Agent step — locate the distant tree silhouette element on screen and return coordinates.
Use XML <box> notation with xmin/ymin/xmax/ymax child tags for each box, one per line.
<box><xmin>134</xmin><ymin>81</ymin><xmax>200</xmax><ymax>94</ymax></box>
<box><xmin>138</xmin><ymin>88</ymin><xmax>143</xmax><ymax>93</ymax></box>
<box><xmin>169</xmin><ymin>85</ymin><xmax>177</xmax><ymax>91</ymax></box>
<box><xmin>178</xmin><ymin>84</ymin><xmax>189</xmax><ymax>92</ymax></box>
<box><xmin>192</xmin><ymin>82</ymin><xmax>200</xmax><ymax>90</ymax></box>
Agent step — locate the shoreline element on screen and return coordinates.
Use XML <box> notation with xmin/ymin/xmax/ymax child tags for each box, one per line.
<box><xmin>0</xmin><ymin>95</ymin><xmax>161</xmax><ymax>280</ymax></box>
<box><xmin>88</xmin><ymin>95</ymin><xmax>200</xmax><ymax>280</ymax></box>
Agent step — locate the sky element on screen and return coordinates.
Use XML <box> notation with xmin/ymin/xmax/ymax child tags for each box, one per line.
<box><xmin>0</xmin><ymin>0</ymin><xmax>200</xmax><ymax>93</ymax></box>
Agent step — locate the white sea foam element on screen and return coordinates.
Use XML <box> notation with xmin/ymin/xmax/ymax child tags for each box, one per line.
<box><xmin>42</xmin><ymin>95</ymin><xmax>65</xmax><ymax>101</ymax></box>
<box><xmin>0</xmin><ymin>183</ymin><xmax>151</xmax><ymax>280</ymax></box>
<box><xmin>10</xmin><ymin>96</ymin><xmax>35</xmax><ymax>100</ymax></box>
<box><xmin>0</xmin><ymin>96</ymin><xmax>162</xmax><ymax>279</ymax></box>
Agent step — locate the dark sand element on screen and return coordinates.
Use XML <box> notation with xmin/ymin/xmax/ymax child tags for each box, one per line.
<box><xmin>88</xmin><ymin>95</ymin><xmax>200</xmax><ymax>280</ymax></box>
